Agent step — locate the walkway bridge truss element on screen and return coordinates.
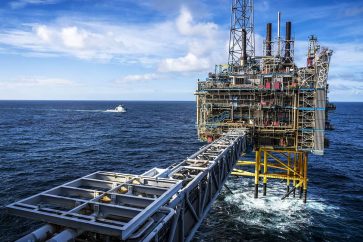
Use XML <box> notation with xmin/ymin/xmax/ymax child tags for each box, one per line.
<box><xmin>7</xmin><ymin>130</ymin><xmax>248</xmax><ymax>242</ymax></box>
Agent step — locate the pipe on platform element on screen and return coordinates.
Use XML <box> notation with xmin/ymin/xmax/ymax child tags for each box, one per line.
<box><xmin>142</xmin><ymin>207</ymin><xmax>175</xmax><ymax>242</ymax></box>
<box><xmin>281</xmin><ymin>185</ymin><xmax>297</xmax><ymax>200</ymax></box>
<box><xmin>263</xmin><ymin>183</ymin><xmax>267</xmax><ymax>196</ymax></box>
<box><xmin>16</xmin><ymin>224</ymin><xmax>56</xmax><ymax>242</ymax></box>
<box><xmin>266</xmin><ymin>23</ymin><xmax>272</xmax><ymax>56</ymax></box>
<box><xmin>47</xmin><ymin>228</ymin><xmax>78</xmax><ymax>242</ymax></box>
<box><xmin>285</xmin><ymin>21</ymin><xmax>292</xmax><ymax>59</ymax></box>
<box><xmin>303</xmin><ymin>189</ymin><xmax>307</xmax><ymax>203</ymax></box>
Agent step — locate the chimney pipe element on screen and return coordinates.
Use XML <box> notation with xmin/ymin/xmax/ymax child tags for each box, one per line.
<box><xmin>241</xmin><ymin>29</ymin><xmax>247</xmax><ymax>65</ymax></box>
<box><xmin>266</xmin><ymin>23</ymin><xmax>272</xmax><ymax>56</ymax></box>
<box><xmin>277</xmin><ymin>12</ymin><xmax>281</xmax><ymax>56</ymax></box>
<box><xmin>285</xmin><ymin>21</ymin><xmax>292</xmax><ymax>59</ymax></box>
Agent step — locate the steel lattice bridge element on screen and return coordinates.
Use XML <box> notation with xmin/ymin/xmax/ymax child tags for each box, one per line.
<box><xmin>7</xmin><ymin>129</ymin><xmax>248</xmax><ymax>242</ymax></box>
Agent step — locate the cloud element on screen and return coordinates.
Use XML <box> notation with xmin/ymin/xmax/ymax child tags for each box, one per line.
<box><xmin>158</xmin><ymin>7</ymin><xmax>227</xmax><ymax>72</ymax></box>
<box><xmin>115</xmin><ymin>73</ymin><xmax>159</xmax><ymax>83</ymax></box>
<box><xmin>176</xmin><ymin>7</ymin><xmax>218</xmax><ymax>36</ymax></box>
<box><xmin>61</xmin><ymin>26</ymin><xmax>87</xmax><ymax>48</ymax></box>
<box><xmin>10</xmin><ymin>0</ymin><xmax>59</xmax><ymax>9</ymax></box>
<box><xmin>159</xmin><ymin>53</ymin><xmax>210</xmax><ymax>72</ymax></box>
<box><xmin>312</xmin><ymin>41</ymin><xmax>363</xmax><ymax>101</ymax></box>
<box><xmin>112</xmin><ymin>73</ymin><xmax>162</xmax><ymax>94</ymax></box>
<box><xmin>0</xmin><ymin>7</ymin><xmax>228</xmax><ymax>73</ymax></box>
<box><xmin>35</xmin><ymin>25</ymin><xmax>51</xmax><ymax>42</ymax></box>
<box><xmin>0</xmin><ymin>77</ymin><xmax>73</xmax><ymax>88</ymax></box>
<box><xmin>0</xmin><ymin>19</ymin><xmax>180</xmax><ymax>61</ymax></box>
<box><xmin>135</xmin><ymin>0</ymin><xmax>211</xmax><ymax>18</ymax></box>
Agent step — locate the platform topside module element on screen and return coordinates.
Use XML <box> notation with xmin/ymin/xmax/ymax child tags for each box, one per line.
<box><xmin>195</xmin><ymin>2</ymin><xmax>334</xmax><ymax>156</ymax></box>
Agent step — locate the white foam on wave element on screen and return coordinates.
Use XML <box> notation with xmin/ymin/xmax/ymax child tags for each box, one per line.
<box><xmin>51</xmin><ymin>109</ymin><xmax>118</xmax><ymax>113</ymax></box>
<box><xmin>104</xmin><ymin>110</ymin><xmax>125</xmax><ymax>113</ymax></box>
<box><xmin>223</xmin><ymin>178</ymin><xmax>339</xmax><ymax>232</ymax></box>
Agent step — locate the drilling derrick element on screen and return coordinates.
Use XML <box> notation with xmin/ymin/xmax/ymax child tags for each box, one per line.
<box><xmin>195</xmin><ymin>0</ymin><xmax>333</xmax><ymax>202</ymax></box>
<box><xmin>228</xmin><ymin>0</ymin><xmax>255</xmax><ymax>69</ymax></box>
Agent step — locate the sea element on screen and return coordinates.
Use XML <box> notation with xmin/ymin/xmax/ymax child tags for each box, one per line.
<box><xmin>0</xmin><ymin>101</ymin><xmax>362</xmax><ymax>241</ymax></box>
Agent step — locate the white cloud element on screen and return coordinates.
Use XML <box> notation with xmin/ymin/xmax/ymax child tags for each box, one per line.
<box><xmin>116</xmin><ymin>73</ymin><xmax>159</xmax><ymax>83</ymax></box>
<box><xmin>176</xmin><ymin>7</ymin><xmax>218</xmax><ymax>36</ymax></box>
<box><xmin>158</xmin><ymin>7</ymin><xmax>227</xmax><ymax>72</ymax></box>
<box><xmin>0</xmin><ymin>7</ymin><xmax>228</xmax><ymax>73</ymax></box>
<box><xmin>159</xmin><ymin>53</ymin><xmax>210</xmax><ymax>72</ymax></box>
<box><xmin>10</xmin><ymin>0</ymin><xmax>59</xmax><ymax>9</ymax></box>
<box><xmin>61</xmin><ymin>26</ymin><xmax>87</xmax><ymax>49</ymax></box>
<box><xmin>0</xmin><ymin>20</ymin><xmax>180</xmax><ymax>61</ymax></box>
<box><xmin>325</xmin><ymin>41</ymin><xmax>363</xmax><ymax>92</ymax></box>
<box><xmin>35</xmin><ymin>25</ymin><xmax>51</xmax><ymax>42</ymax></box>
<box><xmin>0</xmin><ymin>77</ymin><xmax>73</xmax><ymax>88</ymax></box>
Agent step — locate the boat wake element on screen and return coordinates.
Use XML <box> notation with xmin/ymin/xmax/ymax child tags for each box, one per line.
<box><xmin>1</xmin><ymin>107</ymin><xmax>126</xmax><ymax>113</ymax></box>
<box><xmin>104</xmin><ymin>105</ymin><xmax>126</xmax><ymax>113</ymax></box>
<box><xmin>72</xmin><ymin>109</ymin><xmax>105</xmax><ymax>112</ymax></box>
<box><xmin>104</xmin><ymin>110</ymin><xmax>125</xmax><ymax>113</ymax></box>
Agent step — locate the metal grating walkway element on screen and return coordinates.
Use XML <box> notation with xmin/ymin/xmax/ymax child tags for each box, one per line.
<box><xmin>7</xmin><ymin>129</ymin><xmax>248</xmax><ymax>241</ymax></box>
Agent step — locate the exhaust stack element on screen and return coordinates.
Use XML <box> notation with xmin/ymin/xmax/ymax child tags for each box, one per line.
<box><xmin>277</xmin><ymin>12</ymin><xmax>281</xmax><ymax>56</ymax></box>
<box><xmin>285</xmin><ymin>21</ymin><xmax>292</xmax><ymax>59</ymax></box>
<box><xmin>266</xmin><ymin>23</ymin><xmax>272</xmax><ymax>56</ymax></box>
<box><xmin>241</xmin><ymin>29</ymin><xmax>247</xmax><ymax>65</ymax></box>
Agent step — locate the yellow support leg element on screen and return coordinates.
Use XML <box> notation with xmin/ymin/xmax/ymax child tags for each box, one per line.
<box><xmin>303</xmin><ymin>153</ymin><xmax>308</xmax><ymax>203</ymax></box>
<box><xmin>287</xmin><ymin>152</ymin><xmax>291</xmax><ymax>194</ymax></box>
<box><xmin>232</xmin><ymin>148</ymin><xmax>309</xmax><ymax>202</ymax></box>
<box><xmin>298</xmin><ymin>153</ymin><xmax>303</xmax><ymax>199</ymax></box>
<box><xmin>293</xmin><ymin>153</ymin><xmax>297</xmax><ymax>197</ymax></box>
<box><xmin>263</xmin><ymin>150</ymin><xmax>267</xmax><ymax>196</ymax></box>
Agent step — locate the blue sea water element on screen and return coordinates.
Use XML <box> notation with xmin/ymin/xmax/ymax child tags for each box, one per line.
<box><xmin>0</xmin><ymin>101</ymin><xmax>362</xmax><ymax>241</ymax></box>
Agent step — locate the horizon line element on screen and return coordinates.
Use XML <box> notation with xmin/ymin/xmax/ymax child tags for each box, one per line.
<box><xmin>0</xmin><ymin>99</ymin><xmax>362</xmax><ymax>103</ymax></box>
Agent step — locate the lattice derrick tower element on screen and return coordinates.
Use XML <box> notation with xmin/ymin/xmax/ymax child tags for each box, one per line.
<box><xmin>228</xmin><ymin>0</ymin><xmax>255</xmax><ymax>69</ymax></box>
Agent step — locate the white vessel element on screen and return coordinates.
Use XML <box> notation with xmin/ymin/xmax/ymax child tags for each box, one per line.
<box><xmin>115</xmin><ymin>105</ymin><xmax>126</xmax><ymax>112</ymax></box>
<box><xmin>106</xmin><ymin>105</ymin><xmax>126</xmax><ymax>113</ymax></box>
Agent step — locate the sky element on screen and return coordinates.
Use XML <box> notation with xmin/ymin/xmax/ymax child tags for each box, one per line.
<box><xmin>0</xmin><ymin>0</ymin><xmax>362</xmax><ymax>101</ymax></box>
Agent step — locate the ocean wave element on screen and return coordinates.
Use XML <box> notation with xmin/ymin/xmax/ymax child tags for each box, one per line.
<box><xmin>223</xmin><ymin>179</ymin><xmax>339</xmax><ymax>233</ymax></box>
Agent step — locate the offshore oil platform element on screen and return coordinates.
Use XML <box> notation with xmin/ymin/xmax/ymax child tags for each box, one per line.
<box><xmin>6</xmin><ymin>0</ymin><xmax>333</xmax><ymax>241</ymax></box>
<box><xmin>195</xmin><ymin>0</ymin><xmax>333</xmax><ymax>202</ymax></box>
